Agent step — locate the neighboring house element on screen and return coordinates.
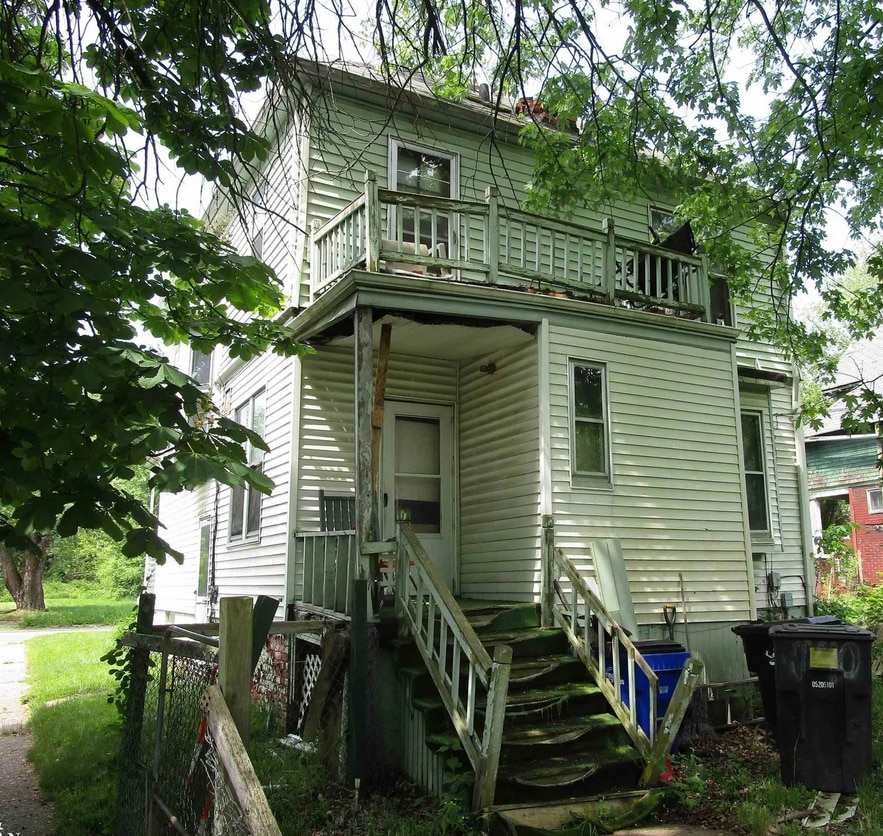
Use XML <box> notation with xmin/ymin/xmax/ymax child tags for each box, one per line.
<box><xmin>806</xmin><ymin>334</ymin><xmax>883</xmax><ymax>584</ymax></box>
<box><xmin>151</xmin><ymin>63</ymin><xmax>815</xmax><ymax>818</ymax></box>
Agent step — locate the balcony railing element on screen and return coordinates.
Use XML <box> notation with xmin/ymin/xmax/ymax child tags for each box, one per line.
<box><xmin>310</xmin><ymin>170</ymin><xmax>712</xmax><ymax>321</ymax></box>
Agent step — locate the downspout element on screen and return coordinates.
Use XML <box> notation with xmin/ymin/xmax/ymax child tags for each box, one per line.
<box><xmin>793</xmin><ymin>371</ymin><xmax>816</xmax><ymax>615</ymax></box>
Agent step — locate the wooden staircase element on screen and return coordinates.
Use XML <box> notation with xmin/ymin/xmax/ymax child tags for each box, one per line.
<box><xmin>396</xmin><ymin>601</ymin><xmax>662</xmax><ymax>835</ymax></box>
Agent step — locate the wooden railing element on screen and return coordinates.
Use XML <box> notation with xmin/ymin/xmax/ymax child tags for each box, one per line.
<box><xmin>543</xmin><ymin>536</ymin><xmax>703</xmax><ymax>772</ymax></box>
<box><xmin>295</xmin><ymin>531</ymin><xmax>359</xmax><ymax>616</ymax></box>
<box><xmin>310</xmin><ymin>170</ymin><xmax>712</xmax><ymax>321</ymax></box>
<box><xmin>395</xmin><ymin>524</ymin><xmax>512</xmax><ymax>810</ymax></box>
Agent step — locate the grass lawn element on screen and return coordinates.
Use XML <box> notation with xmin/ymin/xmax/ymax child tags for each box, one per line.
<box><xmin>26</xmin><ymin>631</ymin><xmax>122</xmax><ymax>836</ymax></box>
<box><xmin>0</xmin><ymin>598</ymin><xmax>134</xmax><ymax>628</ymax></box>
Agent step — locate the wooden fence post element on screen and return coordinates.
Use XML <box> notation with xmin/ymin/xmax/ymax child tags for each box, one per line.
<box><xmin>472</xmin><ymin>644</ymin><xmax>512</xmax><ymax>810</ymax></box>
<box><xmin>541</xmin><ymin>515</ymin><xmax>555</xmax><ymax>627</ymax></box>
<box><xmin>116</xmin><ymin>592</ymin><xmax>154</xmax><ymax>836</ymax></box>
<box><xmin>220</xmin><ymin>597</ymin><xmax>254</xmax><ymax>748</ymax></box>
<box><xmin>347</xmin><ymin>577</ymin><xmax>369</xmax><ymax>787</ymax></box>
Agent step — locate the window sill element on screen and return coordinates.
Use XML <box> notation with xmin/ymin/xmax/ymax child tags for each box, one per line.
<box><xmin>750</xmin><ymin>533</ymin><xmax>776</xmax><ymax>547</ymax></box>
<box><xmin>571</xmin><ymin>474</ymin><xmax>614</xmax><ymax>491</ymax></box>
<box><xmin>228</xmin><ymin>535</ymin><xmax>261</xmax><ymax>548</ymax></box>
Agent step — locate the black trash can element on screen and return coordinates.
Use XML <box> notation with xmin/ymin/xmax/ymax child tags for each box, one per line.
<box><xmin>732</xmin><ymin>616</ymin><xmax>840</xmax><ymax>732</ymax></box>
<box><xmin>771</xmin><ymin>623</ymin><xmax>875</xmax><ymax>792</ymax></box>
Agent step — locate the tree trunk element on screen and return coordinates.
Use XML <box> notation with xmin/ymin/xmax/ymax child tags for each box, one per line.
<box><xmin>0</xmin><ymin>534</ymin><xmax>51</xmax><ymax>610</ymax></box>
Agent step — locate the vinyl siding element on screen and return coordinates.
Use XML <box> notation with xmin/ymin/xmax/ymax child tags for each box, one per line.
<box><xmin>459</xmin><ymin>340</ymin><xmax>541</xmax><ymax>600</ymax></box>
<box><xmin>548</xmin><ymin>321</ymin><xmax>753</xmax><ymax>622</ymax></box>
<box><xmin>293</xmin><ymin>343</ymin><xmax>457</xmax><ymax>600</ymax></box>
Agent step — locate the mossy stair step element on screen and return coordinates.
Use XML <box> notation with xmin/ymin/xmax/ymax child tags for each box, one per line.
<box><xmin>486</xmin><ymin>790</ymin><xmax>661</xmax><ymax>836</ymax></box>
<box><xmin>478</xmin><ymin>627</ymin><xmax>570</xmax><ymax>658</ymax></box>
<box><xmin>492</xmin><ymin>681</ymin><xmax>608</xmax><ymax>723</ymax></box>
<box><xmin>494</xmin><ymin>742</ymin><xmax>643</xmax><ymax>803</ymax></box>
<box><xmin>501</xmin><ymin>714</ymin><xmax>624</xmax><ymax>754</ymax></box>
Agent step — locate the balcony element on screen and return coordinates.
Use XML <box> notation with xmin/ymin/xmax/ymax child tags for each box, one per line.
<box><xmin>310</xmin><ymin>171</ymin><xmax>713</xmax><ymax>323</ymax></box>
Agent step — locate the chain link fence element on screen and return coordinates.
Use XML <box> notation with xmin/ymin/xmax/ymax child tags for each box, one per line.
<box><xmin>113</xmin><ymin>599</ymin><xmax>387</xmax><ymax>835</ymax></box>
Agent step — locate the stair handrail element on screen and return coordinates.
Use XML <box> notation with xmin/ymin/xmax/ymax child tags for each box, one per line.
<box><xmin>395</xmin><ymin>523</ymin><xmax>512</xmax><ymax>810</ymax></box>
<box><xmin>549</xmin><ymin>545</ymin><xmax>659</xmax><ymax>759</ymax></box>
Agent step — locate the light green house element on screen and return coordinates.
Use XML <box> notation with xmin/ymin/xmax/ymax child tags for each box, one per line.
<box><xmin>152</xmin><ymin>63</ymin><xmax>813</xmax><ymax>823</ymax></box>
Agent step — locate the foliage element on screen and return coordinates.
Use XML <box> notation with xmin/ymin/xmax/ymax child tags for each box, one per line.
<box><xmin>26</xmin><ymin>632</ymin><xmax>120</xmax><ymax>836</ymax></box>
<box><xmin>15</xmin><ymin>598</ymin><xmax>133</xmax><ymax>628</ymax></box>
<box><xmin>1</xmin><ymin>0</ymin><xmax>306</xmax><ymax>565</ymax></box>
<box><xmin>101</xmin><ymin>609</ymin><xmax>145</xmax><ymax>719</ymax></box>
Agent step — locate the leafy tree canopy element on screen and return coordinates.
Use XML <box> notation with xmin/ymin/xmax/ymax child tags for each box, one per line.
<box><xmin>4</xmin><ymin>0</ymin><xmax>883</xmax><ymax>564</ymax></box>
<box><xmin>0</xmin><ymin>0</ymin><xmax>305</xmax><ymax>562</ymax></box>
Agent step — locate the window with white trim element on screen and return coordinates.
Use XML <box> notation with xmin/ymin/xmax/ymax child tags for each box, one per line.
<box><xmin>197</xmin><ymin>518</ymin><xmax>212</xmax><ymax>597</ymax></box>
<box><xmin>229</xmin><ymin>390</ymin><xmax>266</xmax><ymax>542</ymax></box>
<box><xmin>868</xmin><ymin>488</ymin><xmax>883</xmax><ymax>514</ymax></box>
<box><xmin>388</xmin><ymin>139</ymin><xmax>458</xmax><ymax>257</ymax></box>
<box><xmin>190</xmin><ymin>348</ymin><xmax>211</xmax><ymax>388</ymax></box>
<box><xmin>741</xmin><ymin>411</ymin><xmax>770</xmax><ymax>534</ymax></box>
<box><xmin>571</xmin><ymin>361</ymin><xmax>609</xmax><ymax>479</ymax></box>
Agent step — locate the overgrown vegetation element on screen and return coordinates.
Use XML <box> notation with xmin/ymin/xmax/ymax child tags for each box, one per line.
<box><xmin>26</xmin><ymin>631</ymin><xmax>120</xmax><ymax>836</ymax></box>
<box><xmin>659</xmin><ymin>678</ymin><xmax>883</xmax><ymax>834</ymax></box>
<box><xmin>0</xmin><ymin>580</ymin><xmax>135</xmax><ymax>627</ymax></box>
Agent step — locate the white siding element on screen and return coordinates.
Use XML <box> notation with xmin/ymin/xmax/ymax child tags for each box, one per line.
<box><xmin>293</xmin><ymin>343</ymin><xmax>457</xmax><ymax>599</ymax></box>
<box><xmin>459</xmin><ymin>341</ymin><xmax>541</xmax><ymax>600</ymax></box>
<box><xmin>548</xmin><ymin>321</ymin><xmax>753</xmax><ymax>622</ymax></box>
<box><xmin>154</xmin><ymin>483</ymin><xmax>212</xmax><ymax>621</ymax></box>
<box><xmin>742</xmin><ymin>385</ymin><xmax>808</xmax><ymax>610</ymax></box>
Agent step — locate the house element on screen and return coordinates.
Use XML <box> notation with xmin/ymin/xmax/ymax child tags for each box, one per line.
<box><xmin>806</xmin><ymin>333</ymin><xmax>883</xmax><ymax>585</ymax></box>
<box><xmin>150</xmin><ymin>62</ymin><xmax>814</xmax><ymax>821</ymax></box>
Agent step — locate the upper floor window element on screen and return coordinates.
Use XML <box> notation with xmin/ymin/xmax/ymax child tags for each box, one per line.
<box><xmin>868</xmin><ymin>488</ymin><xmax>883</xmax><ymax>514</ymax></box>
<box><xmin>388</xmin><ymin>139</ymin><xmax>458</xmax><ymax>256</ymax></box>
<box><xmin>741</xmin><ymin>411</ymin><xmax>770</xmax><ymax>534</ymax></box>
<box><xmin>571</xmin><ymin>361</ymin><xmax>609</xmax><ymax>480</ymax></box>
<box><xmin>190</xmin><ymin>348</ymin><xmax>211</xmax><ymax>388</ymax></box>
<box><xmin>230</xmin><ymin>389</ymin><xmax>267</xmax><ymax>542</ymax></box>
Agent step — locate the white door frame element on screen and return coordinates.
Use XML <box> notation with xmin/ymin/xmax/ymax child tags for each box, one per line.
<box><xmin>381</xmin><ymin>400</ymin><xmax>457</xmax><ymax>592</ymax></box>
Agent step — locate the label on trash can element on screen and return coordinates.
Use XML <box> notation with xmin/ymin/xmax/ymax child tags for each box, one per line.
<box><xmin>809</xmin><ymin>646</ymin><xmax>838</xmax><ymax>669</ymax></box>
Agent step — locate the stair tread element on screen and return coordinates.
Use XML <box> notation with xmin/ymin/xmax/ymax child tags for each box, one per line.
<box><xmin>490</xmin><ymin>790</ymin><xmax>661</xmax><ymax>833</ymax></box>
<box><xmin>503</xmin><ymin>743</ymin><xmax>640</xmax><ymax>787</ymax></box>
<box><xmin>501</xmin><ymin>680</ymin><xmax>602</xmax><ymax>708</ymax></box>
<box><xmin>502</xmin><ymin>715</ymin><xmax>621</xmax><ymax>747</ymax></box>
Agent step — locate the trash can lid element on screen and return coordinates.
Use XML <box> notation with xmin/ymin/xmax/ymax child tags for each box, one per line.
<box><xmin>769</xmin><ymin>623</ymin><xmax>876</xmax><ymax>642</ymax></box>
<box><xmin>732</xmin><ymin>618</ymin><xmax>807</xmax><ymax>636</ymax></box>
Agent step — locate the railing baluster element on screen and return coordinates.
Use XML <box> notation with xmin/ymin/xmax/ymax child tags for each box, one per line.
<box><xmin>466</xmin><ymin>664</ymin><xmax>476</xmax><ymax>736</ymax></box>
<box><xmin>451</xmin><ymin>640</ymin><xmax>461</xmax><ymax>706</ymax></box>
<box><xmin>427</xmin><ymin>595</ymin><xmax>437</xmax><ymax>663</ymax></box>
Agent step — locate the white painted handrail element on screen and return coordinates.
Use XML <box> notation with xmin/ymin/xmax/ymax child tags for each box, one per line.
<box><xmin>395</xmin><ymin>523</ymin><xmax>511</xmax><ymax>810</ymax></box>
<box><xmin>549</xmin><ymin>545</ymin><xmax>659</xmax><ymax>759</ymax></box>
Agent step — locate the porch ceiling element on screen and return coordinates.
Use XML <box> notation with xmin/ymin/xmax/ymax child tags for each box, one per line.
<box><xmin>328</xmin><ymin>314</ymin><xmax>535</xmax><ymax>361</ymax></box>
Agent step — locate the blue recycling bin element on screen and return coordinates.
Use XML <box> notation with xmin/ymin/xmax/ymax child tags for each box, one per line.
<box><xmin>607</xmin><ymin>650</ymin><xmax>691</xmax><ymax>736</ymax></box>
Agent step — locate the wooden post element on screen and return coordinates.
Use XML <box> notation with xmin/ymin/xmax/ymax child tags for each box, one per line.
<box><xmin>485</xmin><ymin>186</ymin><xmax>499</xmax><ymax>284</ymax></box>
<box><xmin>310</xmin><ymin>218</ymin><xmax>323</xmax><ymax>300</ymax></box>
<box><xmin>698</xmin><ymin>253</ymin><xmax>712</xmax><ymax>322</ymax></box>
<box><xmin>472</xmin><ymin>644</ymin><xmax>512</xmax><ymax>810</ymax></box>
<box><xmin>541</xmin><ymin>515</ymin><xmax>555</xmax><ymax>627</ymax></box>
<box><xmin>370</xmin><ymin>323</ymin><xmax>392</xmax><ymax>499</ymax></box>
<box><xmin>219</xmin><ymin>597</ymin><xmax>254</xmax><ymax>748</ymax></box>
<box><xmin>347</xmin><ymin>577</ymin><xmax>369</xmax><ymax>787</ymax></box>
<box><xmin>355</xmin><ymin>308</ymin><xmax>376</xmax><ymax>555</ymax></box>
<box><xmin>116</xmin><ymin>592</ymin><xmax>154</xmax><ymax>836</ymax></box>
<box><xmin>365</xmin><ymin>170</ymin><xmax>380</xmax><ymax>273</ymax></box>
<box><xmin>601</xmin><ymin>217</ymin><xmax>616</xmax><ymax>304</ymax></box>
<box><xmin>639</xmin><ymin>656</ymin><xmax>704</xmax><ymax>788</ymax></box>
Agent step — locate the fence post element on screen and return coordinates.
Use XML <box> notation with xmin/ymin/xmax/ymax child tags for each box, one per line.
<box><xmin>472</xmin><ymin>644</ymin><xmax>512</xmax><ymax>810</ymax></box>
<box><xmin>347</xmin><ymin>577</ymin><xmax>369</xmax><ymax>787</ymax></box>
<box><xmin>116</xmin><ymin>592</ymin><xmax>154</xmax><ymax>836</ymax></box>
<box><xmin>541</xmin><ymin>515</ymin><xmax>555</xmax><ymax>627</ymax></box>
<box><xmin>220</xmin><ymin>596</ymin><xmax>254</xmax><ymax>748</ymax></box>
<box><xmin>601</xmin><ymin>217</ymin><xmax>616</xmax><ymax>304</ymax></box>
<box><xmin>485</xmin><ymin>186</ymin><xmax>499</xmax><ymax>284</ymax></box>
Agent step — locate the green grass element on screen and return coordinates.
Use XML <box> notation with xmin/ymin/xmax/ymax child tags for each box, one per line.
<box><xmin>26</xmin><ymin>630</ymin><xmax>121</xmax><ymax>836</ymax></box>
<box><xmin>0</xmin><ymin>597</ymin><xmax>134</xmax><ymax>628</ymax></box>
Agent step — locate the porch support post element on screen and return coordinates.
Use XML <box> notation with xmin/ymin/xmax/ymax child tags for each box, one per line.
<box><xmin>355</xmin><ymin>307</ymin><xmax>376</xmax><ymax>561</ymax></box>
<box><xmin>541</xmin><ymin>514</ymin><xmax>555</xmax><ymax>627</ymax></box>
<box><xmin>485</xmin><ymin>186</ymin><xmax>499</xmax><ymax>284</ymax></box>
<box><xmin>601</xmin><ymin>217</ymin><xmax>616</xmax><ymax>304</ymax></box>
<box><xmin>365</xmin><ymin>170</ymin><xmax>380</xmax><ymax>272</ymax></box>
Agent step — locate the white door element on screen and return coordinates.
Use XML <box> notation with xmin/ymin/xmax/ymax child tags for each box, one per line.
<box><xmin>382</xmin><ymin>401</ymin><xmax>455</xmax><ymax>590</ymax></box>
